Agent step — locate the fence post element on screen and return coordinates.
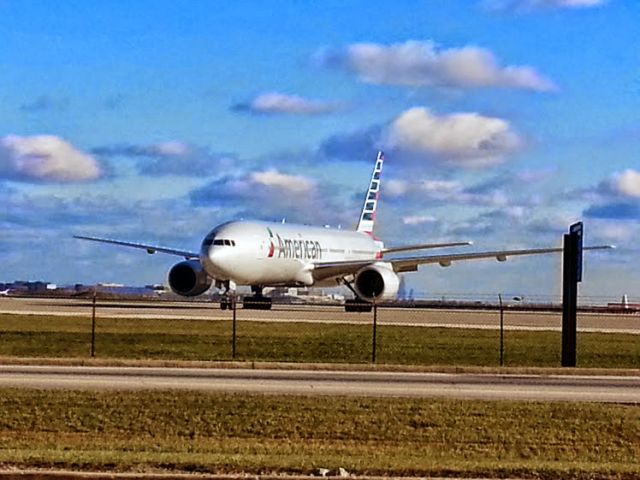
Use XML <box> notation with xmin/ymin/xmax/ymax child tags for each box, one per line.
<box><xmin>90</xmin><ymin>287</ymin><xmax>97</xmax><ymax>358</ymax></box>
<box><xmin>232</xmin><ymin>294</ymin><xmax>237</xmax><ymax>360</ymax></box>
<box><xmin>371</xmin><ymin>303</ymin><xmax>377</xmax><ymax>363</ymax></box>
<box><xmin>498</xmin><ymin>293</ymin><xmax>504</xmax><ymax>367</ymax></box>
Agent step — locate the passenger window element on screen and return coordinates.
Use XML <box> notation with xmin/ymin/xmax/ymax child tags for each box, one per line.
<box><xmin>373</xmin><ymin>171</ymin><xmax>380</xmax><ymax>180</ymax></box>
<box><xmin>362</xmin><ymin>212</ymin><xmax>373</xmax><ymax>221</ymax></box>
<box><xmin>368</xmin><ymin>192</ymin><xmax>376</xmax><ymax>200</ymax></box>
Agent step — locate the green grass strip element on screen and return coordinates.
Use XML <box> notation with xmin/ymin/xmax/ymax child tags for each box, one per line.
<box><xmin>1</xmin><ymin>313</ymin><xmax>639</xmax><ymax>368</ymax></box>
<box><xmin>0</xmin><ymin>389</ymin><xmax>638</xmax><ymax>478</ymax></box>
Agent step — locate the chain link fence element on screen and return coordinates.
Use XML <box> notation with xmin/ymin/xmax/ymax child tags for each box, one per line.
<box><xmin>0</xmin><ymin>295</ymin><xmax>638</xmax><ymax>368</ymax></box>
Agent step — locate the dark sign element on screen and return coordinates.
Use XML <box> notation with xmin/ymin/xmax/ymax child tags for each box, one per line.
<box><xmin>570</xmin><ymin>222</ymin><xmax>583</xmax><ymax>282</ymax></box>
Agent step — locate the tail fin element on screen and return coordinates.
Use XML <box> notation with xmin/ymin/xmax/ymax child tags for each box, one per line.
<box><xmin>356</xmin><ymin>151</ymin><xmax>384</xmax><ymax>235</ymax></box>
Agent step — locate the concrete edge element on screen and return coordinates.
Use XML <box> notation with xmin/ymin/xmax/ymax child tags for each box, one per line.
<box><xmin>0</xmin><ymin>356</ymin><xmax>638</xmax><ymax>377</ymax></box>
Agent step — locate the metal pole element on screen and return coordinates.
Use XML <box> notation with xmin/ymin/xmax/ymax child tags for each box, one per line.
<box><xmin>90</xmin><ymin>287</ymin><xmax>96</xmax><ymax>358</ymax></box>
<box><xmin>371</xmin><ymin>303</ymin><xmax>377</xmax><ymax>363</ymax></box>
<box><xmin>562</xmin><ymin>233</ymin><xmax>578</xmax><ymax>367</ymax></box>
<box><xmin>232</xmin><ymin>294</ymin><xmax>237</xmax><ymax>360</ymax></box>
<box><xmin>498</xmin><ymin>293</ymin><xmax>504</xmax><ymax>367</ymax></box>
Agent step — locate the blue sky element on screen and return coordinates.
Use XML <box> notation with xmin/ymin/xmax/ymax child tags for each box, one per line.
<box><xmin>1</xmin><ymin>0</ymin><xmax>638</xmax><ymax>300</ymax></box>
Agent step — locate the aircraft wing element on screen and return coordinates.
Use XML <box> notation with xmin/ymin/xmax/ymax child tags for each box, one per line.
<box><xmin>74</xmin><ymin>235</ymin><xmax>199</xmax><ymax>259</ymax></box>
<box><xmin>388</xmin><ymin>245</ymin><xmax>613</xmax><ymax>272</ymax></box>
<box><xmin>312</xmin><ymin>245</ymin><xmax>613</xmax><ymax>280</ymax></box>
<box><xmin>382</xmin><ymin>241</ymin><xmax>472</xmax><ymax>255</ymax></box>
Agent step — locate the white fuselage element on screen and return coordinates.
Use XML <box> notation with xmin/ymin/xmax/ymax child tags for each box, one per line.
<box><xmin>199</xmin><ymin>220</ymin><xmax>383</xmax><ymax>286</ymax></box>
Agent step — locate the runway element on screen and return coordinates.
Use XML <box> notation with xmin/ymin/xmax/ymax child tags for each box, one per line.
<box><xmin>1</xmin><ymin>296</ymin><xmax>639</xmax><ymax>334</ymax></box>
<box><xmin>0</xmin><ymin>365</ymin><xmax>639</xmax><ymax>403</ymax></box>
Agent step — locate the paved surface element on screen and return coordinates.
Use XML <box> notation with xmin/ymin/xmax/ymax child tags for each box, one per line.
<box><xmin>1</xmin><ymin>364</ymin><xmax>639</xmax><ymax>403</ymax></box>
<box><xmin>1</xmin><ymin>296</ymin><xmax>639</xmax><ymax>333</ymax></box>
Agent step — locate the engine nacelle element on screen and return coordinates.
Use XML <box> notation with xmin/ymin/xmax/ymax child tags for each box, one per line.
<box><xmin>353</xmin><ymin>263</ymin><xmax>400</xmax><ymax>302</ymax></box>
<box><xmin>168</xmin><ymin>260</ymin><xmax>212</xmax><ymax>297</ymax></box>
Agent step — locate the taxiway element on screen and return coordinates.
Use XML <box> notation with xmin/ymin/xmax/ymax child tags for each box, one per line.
<box><xmin>0</xmin><ymin>365</ymin><xmax>638</xmax><ymax>403</ymax></box>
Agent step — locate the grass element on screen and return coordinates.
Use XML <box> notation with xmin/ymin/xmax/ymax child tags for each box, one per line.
<box><xmin>0</xmin><ymin>389</ymin><xmax>638</xmax><ymax>478</ymax></box>
<box><xmin>1</xmin><ymin>313</ymin><xmax>639</xmax><ymax>368</ymax></box>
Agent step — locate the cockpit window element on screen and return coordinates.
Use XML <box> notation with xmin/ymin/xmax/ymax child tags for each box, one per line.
<box><xmin>212</xmin><ymin>239</ymin><xmax>236</xmax><ymax>247</ymax></box>
<box><xmin>202</xmin><ymin>232</ymin><xmax>216</xmax><ymax>247</ymax></box>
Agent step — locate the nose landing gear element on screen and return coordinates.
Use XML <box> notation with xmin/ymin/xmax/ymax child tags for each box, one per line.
<box><xmin>217</xmin><ymin>280</ymin><xmax>236</xmax><ymax>310</ymax></box>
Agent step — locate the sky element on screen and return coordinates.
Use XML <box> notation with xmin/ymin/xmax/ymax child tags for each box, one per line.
<box><xmin>1</xmin><ymin>0</ymin><xmax>638</xmax><ymax>301</ymax></box>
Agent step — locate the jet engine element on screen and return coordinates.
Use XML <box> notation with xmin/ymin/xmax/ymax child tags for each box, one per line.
<box><xmin>353</xmin><ymin>263</ymin><xmax>400</xmax><ymax>302</ymax></box>
<box><xmin>168</xmin><ymin>260</ymin><xmax>212</xmax><ymax>297</ymax></box>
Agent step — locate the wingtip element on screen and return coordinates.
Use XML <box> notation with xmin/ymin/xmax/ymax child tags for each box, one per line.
<box><xmin>587</xmin><ymin>244</ymin><xmax>616</xmax><ymax>250</ymax></box>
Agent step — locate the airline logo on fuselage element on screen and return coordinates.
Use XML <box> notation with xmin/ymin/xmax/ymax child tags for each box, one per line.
<box><xmin>268</xmin><ymin>228</ymin><xmax>322</xmax><ymax>260</ymax></box>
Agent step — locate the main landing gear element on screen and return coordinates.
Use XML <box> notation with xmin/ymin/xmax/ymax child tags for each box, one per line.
<box><xmin>344</xmin><ymin>298</ymin><xmax>372</xmax><ymax>313</ymax></box>
<box><xmin>341</xmin><ymin>277</ymin><xmax>372</xmax><ymax>313</ymax></box>
<box><xmin>242</xmin><ymin>285</ymin><xmax>273</xmax><ymax>310</ymax></box>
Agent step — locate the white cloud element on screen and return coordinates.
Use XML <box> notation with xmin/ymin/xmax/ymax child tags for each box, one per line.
<box><xmin>596</xmin><ymin>222</ymin><xmax>635</xmax><ymax>243</ymax></box>
<box><xmin>385</xmin><ymin>179</ymin><xmax>463</xmax><ymax>198</ymax></box>
<box><xmin>149</xmin><ymin>141</ymin><xmax>191</xmax><ymax>157</ymax></box>
<box><xmin>610</xmin><ymin>169</ymin><xmax>640</xmax><ymax>199</ymax></box>
<box><xmin>385</xmin><ymin>107</ymin><xmax>522</xmax><ymax>168</ymax></box>
<box><xmin>319</xmin><ymin>40</ymin><xmax>555</xmax><ymax>91</ymax></box>
<box><xmin>0</xmin><ymin>134</ymin><xmax>102</xmax><ymax>182</ymax></box>
<box><xmin>402</xmin><ymin>215</ymin><xmax>438</xmax><ymax>225</ymax></box>
<box><xmin>249</xmin><ymin>170</ymin><xmax>316</xmax><ymax>193</ymax></box>
<box><xmin>386</xmin><ymin>179</ymin><xmax>411</xmax><ymax>197</ymax></box>
<box><xmin>501</xmin><ymin>205</ymin><xmax>529</xmax><ymax>219</ymax></box>
<box><xmin>385</xmin><ymin>177</ymin><xmax>509</xmax><ymax>207</ymax></box>
<box><xmin>235</xmin><ymin>92</ymin><xmax>342</xmax><ymax>115</ymax></box>
<box><xmin>93</xmin><ymin>141</ymin><xmax>191</xmax><ymax>158</ymax></box>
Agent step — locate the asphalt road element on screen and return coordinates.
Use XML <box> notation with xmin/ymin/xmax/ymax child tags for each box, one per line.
<box><xmin>1</xmin><ymin>365</ymin><xmax>639</xmax><ymax>403</ymax></box>
<box><xmin>1</xmin><ymin>296</ymin><xmax>639</xmax><ymax>333</ymax></box>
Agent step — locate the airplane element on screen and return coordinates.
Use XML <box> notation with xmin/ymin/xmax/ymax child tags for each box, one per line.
<box><xmin>0</xmin><ymin>289</ymin><xmax>11</xmax><ymax>296</ymax></box>
<box><xmin>75</xmin><ymin>151</ymin><xmax>612</xmax><ymax>311</ymax></box>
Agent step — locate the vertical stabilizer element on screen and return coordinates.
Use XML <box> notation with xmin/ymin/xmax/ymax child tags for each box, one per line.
<box><xmin>356</xmin><ymin>151</ymin><xmax>384</xmax><ymax>235</ymax></box>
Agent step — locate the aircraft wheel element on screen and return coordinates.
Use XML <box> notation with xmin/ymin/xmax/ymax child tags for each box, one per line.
<box><xmin>344</xmin><ymin>299</ymin><xmax>372</xmax><ymax>313</ymax></box>
<box><xmin>243</xmin><ymin>296</ymin><xmax>272</xmax><ymax>310</ymax></box>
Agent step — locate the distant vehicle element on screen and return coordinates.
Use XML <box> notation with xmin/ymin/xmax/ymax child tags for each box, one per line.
<box><xmin>75</xmin><ymin>151</ymin><xmax>612</xmax><ymax>311</ymax></box>
<box><xmin>0</xmin><ymin>289</ymin><xmax>11</xmax><ymax>296</ymax></box>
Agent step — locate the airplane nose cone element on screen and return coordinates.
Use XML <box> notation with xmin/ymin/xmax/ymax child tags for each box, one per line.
<box><xmin>202</xmin><ymin>245</ymin><xmax>232</xmax><ymax>278</ymax></box>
